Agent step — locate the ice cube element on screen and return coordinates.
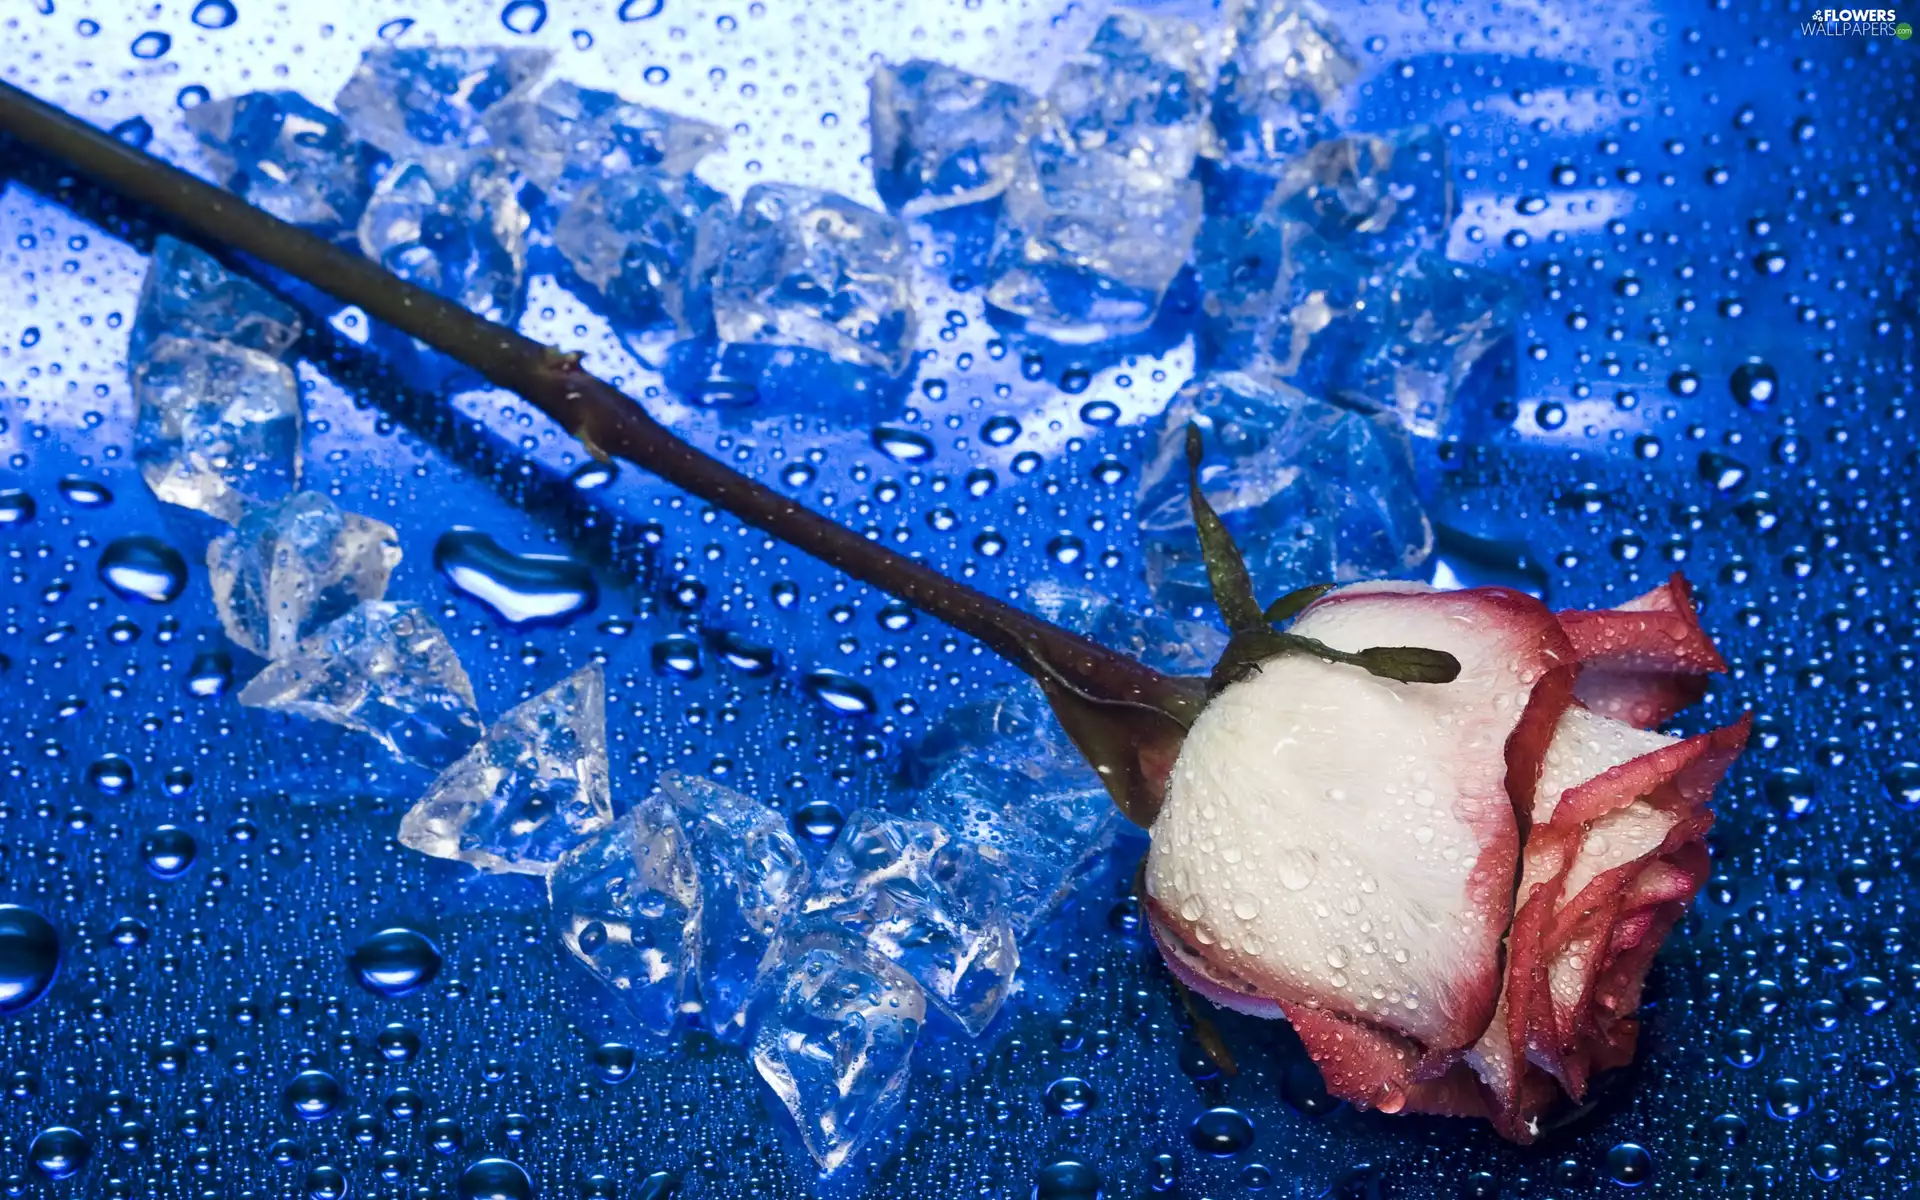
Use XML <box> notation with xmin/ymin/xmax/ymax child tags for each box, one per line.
<box><xmin>1022</xmin><ymin>580</ymin><xmax>1228</xmax><ymax>675</ymax></box>
<box><xmin>238</xmin><ymin>600</ymin><xmax>486</xmax><ymax>769</ymax></box>
<box><xmin>984</xmin><ymin>12</ymin><xmax>1214</xmax><ymax>342</ymax></box>
<box><xmin>334</xmin><ymin>45</ymin><xmax>551</xmax><ymax>180</ymax></box>
<box><xmin>1199</xmin><ymin>128</ymin><xmax>1460</xmax><ymax>377</ymax></box>
<box><xmin>130</xmin><ymin>235</ymin><xmax>303</xmax><ymax>364</ymax></box>
<box><xmin>1211</xmin><ymin>0</ymin><xmax>1357</xmax><ymax>171</ymax></box>
<box><xmin>657</xmin><ymin>772</ymin><xmax>810</xmax><ymax>1043</ymax></box>
<box><xmin>793</xmin><ymin>812</ymin><xmax>1017</xmax><ymax>1035</ymax></box>
<box><xmin>548</xmin><ymin>792</ymin><xmax>702</xmax><ymax>1040</ymax></box>
<box><xmin>910</xmin><ymin>748</ymin><xmax>1124</xmax><ymax>938</ymax></box>
<box><xmin>1134</xmin><ymin>369</ymin><xmax>1433</xmax><ymax>614</ymax></box>
<box><xmin>485</xmin><ymin>79</ymin><xmax>724</xmax><ymax>203</ymax></box>
<box><xmin>400</xmin><ymin>664</ymin><xmax>613</xmax><ymax>876</ymax></box>
<box><xmin>552</xmin><ymin>172</ymin><xmax>731</xmax><ymax>339</ymax></box>
<box><xmin>985</xmin><ymin>146</ymin><xmax>1203</xmax><ymax>343</ymax></box>
<box><xmin>357</xmin><ymin>156</ymin><xmax>531</xmax><ymax>326</ymax></box>
<box><xmin>749</xmin><ymin>925</ymin><xmax>925</xmax><ymax>1172</ymax></box>
<box><xmin>207</xmin><ymin>491</ymin><xmax>402</xmax><ymax>660</ymax></box>
<box><xmin>132</xmin><ymin>336</ymin><xmax>302</xmax><ymax>523</ymax></box>
<box><xmin>1044</xmin><ymin>10</ymin><xmax>1215</xmax><ymax>176</ymax></box>
<box><xmin>183</xmin><ymin>90</ymin><xmax>383</xmax><ymax>231</ymax></box>
<box><xmin>705</xmin><ymin>183</ymin><xmax>917</xmax><ymax>376</ymax></box>
<box><xmin>1245</xmin><ymin>240</ymin><xmax>1522</xmax><ymax>438</ymax></box>
<box><xmin>1257</xmin><ymin>128</ymin><xmax>1455</xmax><ymax>261</ymax></box>
<box><xmin>868</xmin><ymin>59</ymin><xmax>1037</xmax><ymax>217</ymax></box>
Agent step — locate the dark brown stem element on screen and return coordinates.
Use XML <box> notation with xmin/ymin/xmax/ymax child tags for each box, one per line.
<box><xmin>0</xmin><ymin>79</ymin><xmax>1200</xmax><ymax>823</ymax></box>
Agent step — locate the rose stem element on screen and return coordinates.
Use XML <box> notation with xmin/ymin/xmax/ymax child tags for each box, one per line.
<box><xmin>0</xmin><ymin>80</ymin><xmax>1199</xmax><ymax>822</ymax></box>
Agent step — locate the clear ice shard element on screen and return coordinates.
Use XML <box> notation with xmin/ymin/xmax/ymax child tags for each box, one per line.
<box><xmin>1134</xmin><ymin>369</ymin><xmax>1433</xmax><ymax>613</ymax></box>
<box><xmin>548</xmin><ymin>791</ymin><xmax>702</xmax><ymax>1040</ymax></box>
<box><xmin>357</xmin><ymin>155</ymin><xmax>532</xmax><ymax>326</ymax></box>
<box><xmin>400</xmin><ymin>664</ymin><xmax>614</xmax><ymax>876</ymax></box>
<box><xmin>1023</xmin><ymin>580</ymin><xmax>1228</xmax><ymax>675</ymax></box>
<box><xmin>334</xmin><ymin>45</ymin><xmax>551</xmax><ymax>180</ymax></box>
<box><xmin>1200</xmin><ymin>128</ymin><xmax>1458</xmax><ymax>369</ymax></box>
<box><xmin>130</xmin><ymin>235</ymin><xmax>303</xmax><ymax>364</ymax></box>
<box><xmin>183</xmin><ymin>90</ymin><xmax>383</xmax><ymax>231</ymax></box>
<box><xmin>552</xmin><ymin>172</ymin><xmax>731</xmax><ymax>338</ymax></box>
<box><xmin>207</xmin><ymin>492</ymin><xmax>402</xmax><ymax>661</ymax></box>
<box><xmin>984</xmin><ymin>11</ymin><xmax>1213</xmax><ymax>341</ymax></box>
<box><xmin>705</xmin><ymin>183</ymin><xmax>917</xmax><ymax>376</ymax></box>
<box><xmin>485</xmin><ymin>79</ymin><xmax>724</xmax><ymax>202</ymax></box>
<box><xmin>906</xmin><ymin>683</ymin><xmax>1126</xmax><ymax>937</ymax></box>
<box><xmin>792</xmin><ymin>812</ymin><xmax>1017</xmax><ymax>1035</ymax></box>
<box><xmin>749</xmin><ymin>924</ymin><xmax>925</xmax><ymax>1172</ymax></box>
<box><xmin>1199</xmin><ymin>128</ymin><xmax>1516</xmax><ymax>438</ymax></box>
<box><xmin>658</xmin><ymin>772</ymin><xmax>810</xmax><ymax>1043</ymax></box>
<box><xmin>868</xmin><ymin>59</ymin><xmax>1037</xmax><ymax>217</ymax></box>
<box><xmin>132</xmin><ymin>336</ymin><xmax>302</xmax><ymax>524</ymax></box>
<box><xmin>238</xmin><ymin>600</ymin><xmax>486</xmax><ymax>770</ymax></box>
<box><xmin>1211</xmin><ymin>0</ymin><xmax>1358</xmax><ymax>171</ymax></box>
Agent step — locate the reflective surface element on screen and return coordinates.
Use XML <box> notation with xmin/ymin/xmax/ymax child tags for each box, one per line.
<box><xmin>0</xmin><ymin>1</ymin><xmax>1916</xmax><ymax>1196</ymax></box>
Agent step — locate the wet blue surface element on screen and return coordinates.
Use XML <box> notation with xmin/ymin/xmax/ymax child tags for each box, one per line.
<box><xmin>0</xmin><ymin>1</ymin><xmax>1917</xmax><ymax>1197</ymax></box>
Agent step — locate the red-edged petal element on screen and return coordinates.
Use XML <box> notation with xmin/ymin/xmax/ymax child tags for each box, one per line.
<box><xmin>1558</xmin><ymin>573</ymin><xmax>1727</xmax><ymax>729</ymax></box>
<box><xmin>1278</xmin><ymin>1002</ymin><xmax>1425</xmax><ymax>1113</ymax></box>
<box><xmin>1500</xmin><ymin>716</ymin><xmax>1746</xmax><ymax>1098</ymax></box>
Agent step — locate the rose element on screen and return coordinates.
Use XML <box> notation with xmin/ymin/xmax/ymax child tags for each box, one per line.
<box><xmin>1145</xmin><ymin>573</ymin><xmax>1745</xmax><ymax>1142</ymax></box>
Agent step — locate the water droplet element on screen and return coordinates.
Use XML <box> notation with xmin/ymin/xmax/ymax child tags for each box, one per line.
<box><xmin>1765</xmin><ymin>1075</ymin><xmax>1811</xmax><ymax>1121</ymax></box>
<box><xmin>983</xmin><ymin>416</ymin><xmax>1022</xmax><ymax>446</ymax></box>
<box><xmin>97</xmin><ymin>536</ymin><xmax>188</xmax><ymax>603</ymax></box>
<box><xmin>501</xmin><ymin>0</ymin><xmax>546</xmax><ymax>33</ymax></box>
<box><xmin>459</xmin><ymin>1157</ymin><xmax>533</xmax><ymax>1200</ymax></box>
<box><xmin>0</xmin><ymin>488</ymin><xmax>35</xmax><ymax>525</ymax></box>
<box><xmin>1730</xmin><ymin>359</ymin><xmax>1777</xmax><ymax>410</ymax></box>
<box><xmin>85</xmin><ymin>754</ymin><xmax>135</xmax><ymax>796</ymax></box>
<box><xmin>130</xmin><ymin>30</ymin><xmax>171</xmax><ymax>57</ymax></box>
<box><xmin>1032</xmin><ymin>1159</ymin><xmax>1101</xmax><ymax>1200</ymax></box>
<box><xmin>1281</xmin><ymin>1060</ymin><xmax>1338</xmax><ymax>1115</ymax></box>
<box><xmin>790</xmin><ymin>800</ymin><xmax>844</xmax><ymax>845</ymax></box>
<box><xmin>1880</xmin><ymin>763</ymin><xmax>1920</xmax><ymax>810</ymax></box>
<box><xmin>711</xmin><ymin>631</ymin><xmax>775</xmax><ymax>676</ymax></box>
<box><xmin>1188</xmin><ymin>1106</ymin><xmax>1255</xmax><ymax>1156</ymax></box>
<box><xmin>349</xmin><ymin>928</ymin><xmax>442</xmax><ymax>998</ymax></box>
<box><xmin>435</xmin><ymin>530</ymin><xmax>597</xmax><ymax>627</ymax></box>
<box><xmin>187</xmin><ymin>650</ymin><xmax>233</xmax><ymax>697</ymax></box>
<box><xmin>109</xmin><ymin>116</ymin><xmax>153</xmax><ymax>147</ymax></box>
<box><xmin>1079</xmin><ymin>400</ymin><xmax>1119</xmax><ymax>426</ymax></box>
<box><xmin>1721</xmin><ymin>1026</ymin><xmax>1763</xmax><ymax>1068</ymax></box>
<box><xmin>801</xmin><ymin>669</ymin><xmax>875</xmax><ymax>716</ymax></box>
<box><xmin>377</xmin><ymin>1023</ymin><xmax>421</xmax><ymax>1062</ymax></box>
<box><xmin>141</xmin><ymin>826</ymin><xmax>196</xmax><ymax>879</ymax></box>
<box><xmin>0</xmin><ymin>906</ymin><xmax>60</xmax><ymax>1013</ymax></box>
<box><xmin>27</xmin><ymin>1126</ymin><xmax>89</xmax><ymax>1180</ymax></box>
<box><xmin>377</xmin><ymin>17</ymin><xmax>414</xmax><ymax>39</ymax></box>
<box><xmin>1043</xmin><ymin>1076</ymin><xmax>1096</xmax><ymax>1117</ymax></box>
<box><xmin>590</xmin><ymin>1041</ymin><xmax>635</xmax><ymax>1082</ymax></box>
<box><xmin>57</xmin><ymin>476</ymin><xmax>112</xmax><ymax>507</ymax></box>
<box><xmin>618</xmin><ymin>0</ymin><xmax>664</xmax><ymax>19</ymax></box>
<box><xmin>873</xmin><ymin>426</ymin><xmax>933</xmax><ymax>463</ymax></box>
<box><xmin>1274</xmin><ymin>848</ymin><xmax>1317</xmax><ymax>891</ymax></box>
<box><xmin>190</xmin><ymin>0</ymin><xmax>236</xmax><ymax>28</ymax></box>
<box><xmin>650</xmin><ymin>634</ymin><xmax>703</xmax><ymax>678</ymax></box>
<box><xmin>569</xmin><ymin>460</ymin><xmax>617</xmax><ymax>490</ymax></box>
<box><xmin>1666</xmin><ymin>368</ymin><xmax>1700</xmax><ymax>397</ymax></box>
<box><xmin>1765</xmin><ymin>768</ymin><xmax>1816</xmax><ymax>818</ymax></box>
<box><xmin>305</xmin><ymin>1164</ymin><xmax>348</xmax><ymax>1199</ymax></box>
<box><xmin>285</xmin><ymin>1069</ymin><xmax>344</xmax><ymax>1120</ymax></box>
<box><xmin>1603</xmin><ymin>1142</ymin><xmax>1652</xmax><ymax>1187</ymax></box>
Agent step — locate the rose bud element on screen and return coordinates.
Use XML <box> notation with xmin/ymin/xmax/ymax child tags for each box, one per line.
<box><xmin>1145</xmin><ymin>428</ymin><xmax>1746</xmax><ymax>1141</ymax></box>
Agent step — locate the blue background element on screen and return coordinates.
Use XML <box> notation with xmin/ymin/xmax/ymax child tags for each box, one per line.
<box><xmin>0</xmin><ymin>0</ymin><xmax>1916</xmax><ymax>1196</ymax></box>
